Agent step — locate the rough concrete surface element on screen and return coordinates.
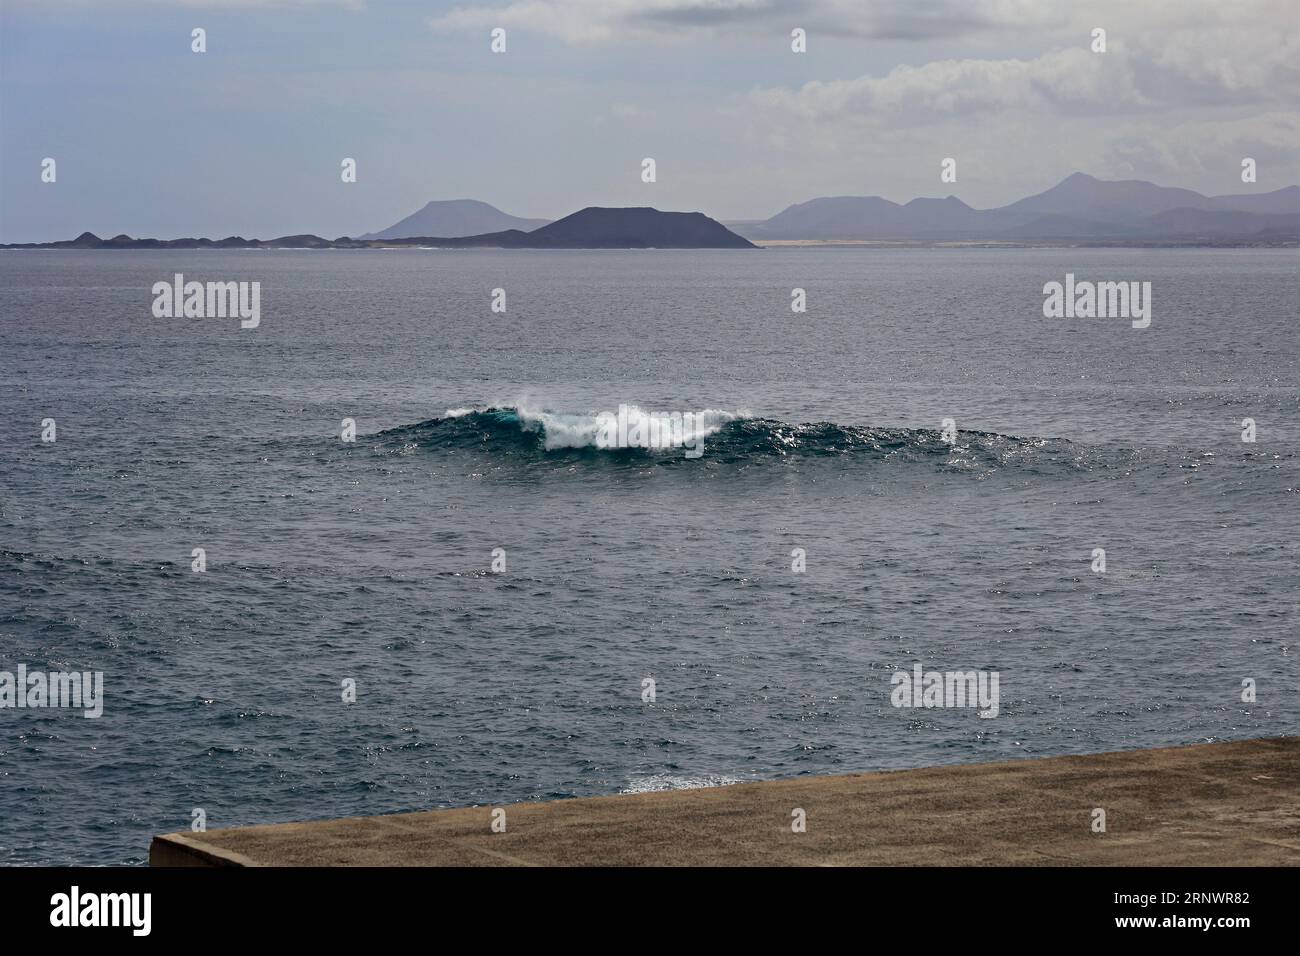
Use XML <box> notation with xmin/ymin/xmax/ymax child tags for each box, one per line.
<box><xmin>151</xmin><ymin>738</ymin><xmax>1300</xmax><ymax>866</ymax></box>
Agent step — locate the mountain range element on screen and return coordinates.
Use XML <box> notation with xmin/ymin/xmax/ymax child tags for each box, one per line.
<box><xmin>7</xmin><ymin>174</ymin><xmax>1298</xmax><ymax>249</ymax></box>
<box><xmin>730</xmin><ymin>173</ymin><xmax>1300</xmax><ymax>241</ymax></box>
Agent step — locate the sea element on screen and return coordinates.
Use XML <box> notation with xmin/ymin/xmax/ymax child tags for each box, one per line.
<box><xmin>1</xmin><ymin>246</ymin><xmax>1297</xmax><ymax>864</ymax></box>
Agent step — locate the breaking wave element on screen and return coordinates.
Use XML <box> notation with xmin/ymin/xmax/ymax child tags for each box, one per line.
<box><xmin>504</xmin><ymin>404</ymin><xmax>738</xmax><ymax>450</ymax></box>
<box><xmin>365</xmin><ymin>405</ymin><xmax>1100</xmax><ymax>475</ymax></box>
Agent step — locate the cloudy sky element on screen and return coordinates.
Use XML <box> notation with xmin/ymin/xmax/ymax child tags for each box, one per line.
<box><xmin>2</xmin><ymin>0</ymin><xmax>1297</xmax><ymax>241</ymax></box>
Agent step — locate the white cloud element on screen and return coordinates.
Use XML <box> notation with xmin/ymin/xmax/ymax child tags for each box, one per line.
<box><xmin>752</xmin><ymin>47</ymin><xmax>1147</xmax><ymax>121</ymax></box>
<box><xmin>749</xmin><ymin>4</ymin><xmax>1298</xmax><ymax>123</ymax></box>
<box><xmin>1100</xmin><ymin>112</ymin><xmax>1300</xmax><ymax>182</ymax></box>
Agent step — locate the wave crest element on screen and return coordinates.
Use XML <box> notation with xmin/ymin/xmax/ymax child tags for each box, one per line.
<box><xmin>368</xmin><ymin>405</ymin><xmax>1075</xmax><ymax>474</ymax></box>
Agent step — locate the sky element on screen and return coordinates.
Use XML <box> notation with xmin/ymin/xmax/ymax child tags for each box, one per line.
<box><xmin>1</xmin><ymin>0</ymin><xmax>1297</xmax><ymax>241</ymax></box>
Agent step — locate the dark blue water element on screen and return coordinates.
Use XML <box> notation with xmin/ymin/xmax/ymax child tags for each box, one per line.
<box><xmin>2</xmin><ymin>247</ymin><xmax>1297</xmax><ymax>864</ymax></box>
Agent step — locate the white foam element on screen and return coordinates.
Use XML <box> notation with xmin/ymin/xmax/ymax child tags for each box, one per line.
<box><xmin>517</xmin><ymin>403</ymin><xmax>744</xmax><ymax>451</ymax></box>
<box><xmin>621</xmin><ymin>773</ymin><xmax>745</xmax><ymax>794</ymax></box>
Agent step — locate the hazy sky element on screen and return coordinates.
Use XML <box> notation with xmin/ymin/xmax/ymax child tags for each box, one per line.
<box><xmin>2</xmin><ymin>0</ymin><xmax>1297</xmax><ymax>241</ymax></box>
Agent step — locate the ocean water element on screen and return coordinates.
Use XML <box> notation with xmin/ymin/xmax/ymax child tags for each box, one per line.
<box><xmin>1</xmin><ymin>247</ymin><xmax>1297</xmax><ymax>865</ymax></box>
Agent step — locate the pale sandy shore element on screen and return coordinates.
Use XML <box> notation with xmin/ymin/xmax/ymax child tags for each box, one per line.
<box><xmin>151</xmin><ymin>737</ymin><xmax>1299</xmax><ymax>866</ymax></box>
<box><xmin>751</xmin><ymin>238</ymin><xmax>1028</xmax><ymax>247</ymax></box>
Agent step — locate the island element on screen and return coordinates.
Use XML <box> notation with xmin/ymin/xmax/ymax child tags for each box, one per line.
<box><xmin>1</xmin><ymin>207</ymin><xmax>757</xmax><ymax>251</ymax></box>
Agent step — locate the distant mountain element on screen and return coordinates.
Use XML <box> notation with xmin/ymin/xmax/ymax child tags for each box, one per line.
<box><xmin>736</xmin><ymin>173</ymin><xmax>1300</xmax><ymax>242</ymax></box>
<box><xmin>491</xmin><ymin>207</ymin><xmax>754</xmax><ymax>248</ymax></box>
<box><xmin>1203</xmin><ymin>186</ymin><xmax>1300</xmax><ymax>214</ymax></box>
<box><xmin>4</xmin><ymin>208</ymin><xmax>756</xmax><ymax>250</ymax></box>
<box><xmin>753</xmin><ymin>195</ymin><xmax>982</xmax><ymax>240</ymax></box>
<box><xmin>360</xmin><ymin>199</ymin><xmax>550</xmax><ymax>239</ymax></box>
<box><xmin>385</xmin><ymin>207</ymin><xmax>754</xmax><ymax>248</ymax></box>
<box><xmin>990</xmin><ymin>172</ymin><xmax>1210</xmax><ymax>224</ymax></box>
<box><xmin>10</xmin><ymin>179</ymin><xmax>1298</xmax><ymax>249</ymax></box>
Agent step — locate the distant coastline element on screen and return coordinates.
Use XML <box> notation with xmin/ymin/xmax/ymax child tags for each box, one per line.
<box><xmin>8</xmin><ymin>173</ymin><xmax>1299</xmax><ymax>249</ymax></box>
<box><xmin>749</xmin><ymin>237</ymin><xmax>1300</xmax><ymax>248</ymax></box>
<box><xmin>1</xmin><ymin>207</ymin><xmax>756</xmax><ymax>251</ymax></box>
<box><xmin>9</xmin><ymin>236</ymin><xmax>1295</xmax><ymax>251</ymax></box>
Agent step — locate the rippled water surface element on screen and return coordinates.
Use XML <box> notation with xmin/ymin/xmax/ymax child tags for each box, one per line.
<box><xmin>2</xmin><ymin>247</ymin><xmax>1297</xmax><ymax>864</ymax></box>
